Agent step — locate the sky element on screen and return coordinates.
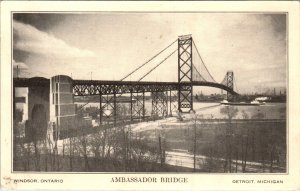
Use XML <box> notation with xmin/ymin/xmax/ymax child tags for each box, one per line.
<box><xmin>13</xmin><ymin>13</ymin><xmax>287</xmax><ymax>94</ymax></box>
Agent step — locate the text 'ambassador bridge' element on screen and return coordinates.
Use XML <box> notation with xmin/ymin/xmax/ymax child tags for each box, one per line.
<box><xmin>13</xmin><ymin>34</ymin><xmax>238</xmax><ymax>140</ymax></box>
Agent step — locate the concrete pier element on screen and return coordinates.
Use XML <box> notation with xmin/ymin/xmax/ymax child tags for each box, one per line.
<box><xmin>50</xmin><ymin>75</ymin><xmax>76</xmax><ymax>139</ymax></box>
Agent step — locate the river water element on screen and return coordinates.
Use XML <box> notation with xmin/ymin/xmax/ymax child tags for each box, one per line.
<box><xmin>193</xmin><ymin>102</ymin><xmax>286</xmax><ymax>119</ymax></box>
<box><xmin>75</xmin><ymin>101</ymin><xmax>286</xmax><ymax>120</ymax></box>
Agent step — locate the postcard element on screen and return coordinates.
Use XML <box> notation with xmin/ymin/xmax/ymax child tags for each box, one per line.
<box><xmin>1</xmin><ymin>1</ymin><xmax>300</xmax><ymax>190</ymax></box>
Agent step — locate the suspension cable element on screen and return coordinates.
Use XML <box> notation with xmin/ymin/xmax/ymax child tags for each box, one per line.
<box><xmin>192</xmin><ymin>39</ymin><xmax>216</xmax><ymax>82</ymax></box>
<box><xmin>192</xmin><ymin>64</ymin><xmax>206</xmax><ymax>82</ymax></box>
<box><xmin>120</xmin><ymin>39</ymin><xmax>177</xmax><ymax>81</ymax></box>
<box><xmin>221</xmin><ymin>74</ymin><xmax>227</xmax><ymax>85</ymax></box>
<box><xmin>233</xmin><ymin>75</ymin><xmax>238</xmax><ymax>92</ymax></box>
<box><xmin>138</xmin><ymin>49</ymin><xmax>177</xmax><ymax>81</ymax></box>
<box><xmin>186</xmin><ymin>50</ymin><xmax>206</xmax><ymax>82</ymax></box>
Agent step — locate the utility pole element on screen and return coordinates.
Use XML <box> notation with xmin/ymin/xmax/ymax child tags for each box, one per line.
<box><xmin>17</xmin><ymin>65</ymin><xmax>19</xmax><ymax>78</ymax></box>
<box><xmin>193</xmin><ymin>112</ymin><xmax>197</xmax><ymax>172</ymax></box>
<box><xmin>159</xmin><ymin>135</ymin><xmax>163</xmax><ymax>166</ymax></box>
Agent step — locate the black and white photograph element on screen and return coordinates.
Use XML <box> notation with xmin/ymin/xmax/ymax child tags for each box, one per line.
<box><xmin>1</xmin><ymin>1</ymin><xmax>300</xmax><ymax>190</ymax></box>
<box><xmin>12</xmin><ymin>12</ymin><xmax>287</xmax><ymax>173</ymax></box>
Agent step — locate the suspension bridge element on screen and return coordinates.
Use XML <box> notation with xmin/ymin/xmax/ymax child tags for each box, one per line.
<box><xmin>13</xmin><ymin>34</ymin><xmax>239</xmax><ymax>139</ymax></box>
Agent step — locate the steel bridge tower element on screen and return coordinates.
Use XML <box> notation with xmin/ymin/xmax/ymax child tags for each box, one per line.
<box><xmin>226</xmin><ymin>71</ymin><xmax>234</xmax><ymax>101</ymax></box>
<box><xmin>178</xmin><ymin>35</ymin><xmax>193</xmax><ymax>113</ymax></box>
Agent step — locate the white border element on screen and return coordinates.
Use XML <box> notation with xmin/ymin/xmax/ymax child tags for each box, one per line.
<box><xmin>1</xmin><ymin>1</ymin><xmax>299</xmax><ymax>190</ymax></box>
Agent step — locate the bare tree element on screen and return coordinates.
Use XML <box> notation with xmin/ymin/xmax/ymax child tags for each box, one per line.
<box><xmin>74</xmin><ymin>126</ymin><xmax>91</xmax><ymax>171</ymax></box>
<box><xmin>40</xmin><ymin>139</ymin><xmax>49</xmax><ymax>171</ymax></box>
<box><xmin>89</xmin><ymin>131</ymin><xmax>103</xmax><ymax>166</ymax></box>
<box><xmin>269</xmin><ymin>125</ymin><xmax>275</xmax><ymax>173</ymax></box>
<box><xmin>106</xmin><ymin>128</ymin><xmax>118</xmax><ymax>159</ymax></box>
<box><xmin>259</xmin><ymin>128</ymin><xmax>266</xmax><ymax>172</ymax></box>
<box><xmin>220</xmin><ymin>106</ymin><xmax>238</xmax><ymax>173</ymax></box>
<box><xmin>241</xmin><ymin>126</ymin><xmax>250</xmax><ymax>172</ymax></box>
<box><xmin>158</xmin><ymin>135</ymin><xmax>163</xmax><ymax>166</ymax></box>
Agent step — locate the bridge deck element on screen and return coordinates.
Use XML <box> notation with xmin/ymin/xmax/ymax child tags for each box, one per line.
<box><xmin>13</xmin><ymin>78</ymin><xmax>238</xmax><ymax>96</ymax></box>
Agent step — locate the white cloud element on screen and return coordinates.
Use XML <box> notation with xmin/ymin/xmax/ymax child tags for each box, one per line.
<box><xmin>12</xmin><ymin>14</ymin><xmax>286</xmax><ymax>94</ymax></box>
<box><xmin>13</xmin><ymin>20</ymin><xmax>95</xmax><ymax>59</ymax></box>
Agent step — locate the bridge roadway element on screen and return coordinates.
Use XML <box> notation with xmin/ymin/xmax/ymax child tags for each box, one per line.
<box><xmin>13</xmin><ymin>77</ymin><xmax>238</xmax><ymax>96</ymax></box>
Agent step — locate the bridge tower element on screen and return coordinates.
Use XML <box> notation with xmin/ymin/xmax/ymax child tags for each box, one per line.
<box><xmin>226</xmin><ymin>71</ymin><xmax>234</xmax><ymax>101</ymax></box>
<box><xmin>178</xmin><ymin>35</ymin><xmax>193</xmax><ymax>113</ymax></box>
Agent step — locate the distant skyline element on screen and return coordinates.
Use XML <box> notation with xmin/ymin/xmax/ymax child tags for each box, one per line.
<box><xmin>13</xmin><ymin>13</ymin><xmax>287</xmax><ymax>94</ymax></box>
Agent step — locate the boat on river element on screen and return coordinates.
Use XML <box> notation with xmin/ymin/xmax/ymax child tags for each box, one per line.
<box><xmin>220</xmin><ymin>100</ymin><xmax>264</xmax><ymax>106</ymax></box>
